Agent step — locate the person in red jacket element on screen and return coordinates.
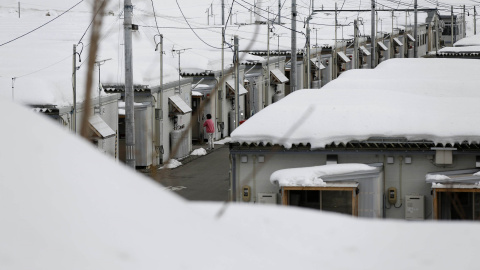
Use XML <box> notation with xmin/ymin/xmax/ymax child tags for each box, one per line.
<box><xmin>203</xmin><ymin>114</ymin><xmax>215</xmax><ymax>150</ymax></box>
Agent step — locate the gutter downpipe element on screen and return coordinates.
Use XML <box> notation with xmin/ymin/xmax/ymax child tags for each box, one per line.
<box><xmin>231</xmin><ymin>152</ymin><xmax>236</xmax><ymax>201</ymax></box>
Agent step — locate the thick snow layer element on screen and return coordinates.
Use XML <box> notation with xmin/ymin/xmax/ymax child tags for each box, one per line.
<box><xmin>192</xmin><ymin>90</ymin><xmax>203</xmax><ymax>96</ymax></box>
<box><xmin>426</xmin><ymin>174</ymin><xmax>451</xmax><ymax>181</ymax></box>
<box><xmin>192</xmin><ymin>201</ymin><xmax>480</xmax><ymax>270</ymax></box>
<box><xmin>270</xmin><ymin>164</ymin><xmax>376</xmax><ymax>187</ymax></box>
<box><xmin>231</xmin><ymin>58</ymin><xmax>480</xmax><ymax>148</ymax></box>
<box><xmin>454</xmin><ymin>34</ymin><xmax>480</xmax><ymax>47</ymax></box>
<box><xmin>438</xmin><ymin>45</ymin><xmax>480</xmax><ymax>53</ymax></box>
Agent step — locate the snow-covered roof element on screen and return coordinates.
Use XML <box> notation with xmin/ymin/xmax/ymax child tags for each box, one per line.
<box><xmin>192</xmin><ymin>90</ymin><xmax>203</xmax><ymax>97</ymax></box>
<box><xmin>231</xmin><ymin>58</ymin><xmax>480</xmax><ymax>149</ymax></box>
<box><xmin>438</xmin><ymin>46</ymin><xmax>480</xmax><ymax>54</ymax></box>
<box><xmin>270</xmin><ymin>164</ymin><xmax>377</xmax><ymax>187</ymax></box>
<box><xmin>454</xmin><ymin>34</ymin><xmax>480</xmax><ymax>47</ymax></box>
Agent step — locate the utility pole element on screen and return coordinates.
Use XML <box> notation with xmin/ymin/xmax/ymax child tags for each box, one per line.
<box><xmin>334</xmin><ymin>2</ymin><xmax>337</xmax><ymax>78</ymax></box>
<box><xmin>266</xmin><ymin>20</ymin><xmax>270</xmax><ymax>106</ymax></box>
<box><xmin>173</xmin><ymin>48</ymin><xmax>190</xmax><ymax>95</ymax></box>
<box><xmin>206</xmin><ymin>8</ymin><xmax>210</xmax><ymax>25</ymax></box>
<box><xmin>434</xmin><ymin>13</ymin><xmax>439</xmax><ymax>53</ymax></box>
<box><xmin>72</xmin><ymin>44</ymin><xmax>77</xmax><ymax>133</ymax></box>
<box><xmin>124</xmin><ymin>0</ymin><xmax>135</xmax><ymax>169</ymax></box>
<box><xmin>405</xmin><ymin>11</ymin><xmax>408</xmax><ymax>58</ymax></box>
<box><xmin>391</xmin><ymin>11</ymin><xmax>394</xmax><ymax>58</ymax></box>
<box><xmin>155</xmin><ymin>34</ymin><xmax>163</xmax><ymax>164</ymax></box>
<box><xmin>451</xmin><ymin>6</ymin><xmax>454</xmax><ymax>46</ymax></box>
<box><xmin>18</xmin><ymin>2</ymin><xmax>20</xmax><ymax>18</ymax></box>
<box><xmin>221</xmin><ymin>0</ymin><xmax>225</xmax><ymax>132</ymax></box>
<box><xmin>414</xmin><ymin>0</ymin><xmax>418</xmax><ymax>58</ymax></box>
<box><xmin>354</xmin><ymin>20</ymin><xmax>359</xmax><ymax>69</ymax></box>
<box><xmin>463</xmin><ymin>5</ymin><xmax>466</xmax><ymax>38</ymax></box>
<box><xmin>95</xmin><ymin>58</ymin><xmax>111</xmax><ymax>115</ymax></box>
<box><xmin>278</xmin><ymin>0</ymin><xmax>281</xmax><ymax>24</ymax></box>
<box><xmin>371</xmin><ymin>0</ymin><xmax>376</xmax><ymax>68</ymax></box>
<box><xmin>475</xmin><ymin>6</ymin><xmax>477</xmax><ymax>35</ymax></box>
<box><xmin>11</xmin><ymin>78</ymin><xmax>15</xmax><ymax>101</ymax></box>
<box><xmin>291</xmin><ymin>0</ymin><xmax>297</xmax><ymax>92</ymax></box>
<box><xmin>234</xmin><ymin>35</ymin><xmax>239</xmax><ymax>129</ymax></box>
<box><xmin>306</xmin><ymin>14</ymin><xmax>311</xmax><ymax>87</ymax></box>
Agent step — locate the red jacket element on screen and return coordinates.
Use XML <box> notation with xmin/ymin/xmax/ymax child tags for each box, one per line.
<box><xmin>203</xmin><ymin>119</ymin><xmax>215</xmax><ymax>133</ymax></box>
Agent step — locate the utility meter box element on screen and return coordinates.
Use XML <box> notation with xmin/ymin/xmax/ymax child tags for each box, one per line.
<box><xmin>258</xmin><ymin>193</ymin><xmax>277</xmax><ymax>204</ymax></box>
<box><xmin>405</xmin><ymin>195</ymin><xmax>425</xmax><ymax>220</ymax></box>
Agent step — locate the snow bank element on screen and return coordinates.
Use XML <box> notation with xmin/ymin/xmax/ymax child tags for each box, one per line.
<box><xmin>161</xmin><ymin>159</ymin><xmax>182</xmax><ymax>169</ymax></box>
<box><xmin>191</xmin><ymin>148</ymin><xmax>207</xmax><ymax>156</ymax></box>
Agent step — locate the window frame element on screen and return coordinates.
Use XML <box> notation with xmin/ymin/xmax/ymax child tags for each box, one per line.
<box><xmin>433</xmin><ymin>188</ymin><xmax>480</xmax><ymax>220</ymax></box>
<box><xmin>281</xmin><ymin>186</ymin><xmax>359</xmax><ymax>216</ymax></box>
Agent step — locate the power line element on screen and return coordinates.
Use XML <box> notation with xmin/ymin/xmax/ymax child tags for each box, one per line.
<box><xmin>150</xmin><ymin>0</ymin><xmax>162</xmax><ymax>36</ymax></box>
<box><xmin>16</xmin><ymin>55</ymin><xmax>71</xmax><ymax>79</ymax></box>
<box><xmin>235</xmin><ymin>0</ymin><xmax>307</xmax><ymax>35</ymax></box>
<box><xmin>175</xmin><ymin>0</ymin><xmax>230</xmax><ymax>50</ymax></box>
<box><xmin>0</xmin><ymin>0</ymin><xmax>84</xmax><ymax>47</ymax></box>
<box><xmin>77</xmin><ymin>0</ymin><xmax>106</xmax><ymax>45</ymax></box>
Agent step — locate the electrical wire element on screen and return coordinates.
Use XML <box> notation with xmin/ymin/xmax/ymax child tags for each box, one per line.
<box><xmin>235</xmin><ymin>0</ymin><xmax>307</xmax><ymax>35</ymax></box>
<box><xmin>0</xmin><ymin>0</ymin><xmax>84</xmax><ymax>47</ymax></box>
<box><xmin>16</xmin><ymin>55</ymin><xmax>71</xmax><ymax>79</ymax></box>
<box><xmin>77</xmin><ymin>0</ymin><xmax>106</xmax><ymax>45</ymax></box>
<box><xmin>176</xmin><ymin>0</ymin><xmax>231</xmax><ymax>49</ymax></box>
<box><xmin>150</xmin><ymin>0</ymin><xmax>162</xmax><ymax>36</ymax></box>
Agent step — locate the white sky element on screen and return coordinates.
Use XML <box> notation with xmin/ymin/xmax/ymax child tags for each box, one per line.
<box><xmin>1</xmin><ymin>0</ymin><xmax>479</xmax><ymax>106</ymax></box>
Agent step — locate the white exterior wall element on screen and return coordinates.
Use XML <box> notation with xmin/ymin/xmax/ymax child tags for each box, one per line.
<box><xmin>223</xmin><ymin>66</ymin><xmax>246</xmax><ymax>136</ymax></box>
<box><xmin>159</xmin><ymin>82</ymin><xmax>192</xmax><ymax>162</ymax></box>
<box><xmin>232</xmin><ymin>149</ymin><xmax>480</xmax><ymax>220</ymax></box>
<box><xmin>75</xmin><ymin>95</ymin><xmax>120</xmax><ymax>159</ymax></box>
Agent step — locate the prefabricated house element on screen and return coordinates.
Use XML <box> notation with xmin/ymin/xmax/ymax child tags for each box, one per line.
<box><xmin>104</xmin><ymin>78</ymin><xmax>192</xmax><ymax>167</ymax></box>
<box><xmin>31</xmin><ymin>93</ymin><xmax>120</xmax><ymax>159</ymax></box>
<box><xmin>229</xmin><ymin>58</ymin><xmax>480</xmax><ymax>221</ymax></box>
<box><xmin>434</xmin><ymin>33</ymin><xmax>480</xmax><ymax>59</ymax></box>
<box><xmin>242</xmin><ymin>56</ymin><xmax>288</xmax><ymax>116</ymax></box>
<box><xmin>439</xmin><ymin>12</ymin><xmax>466</xmax><ymax>46</ymax></box>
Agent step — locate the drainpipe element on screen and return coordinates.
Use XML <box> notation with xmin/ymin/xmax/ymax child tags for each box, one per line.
<box><xmin>231</xmin><ymin>153</ymin><xmax>236</xmax><ymax>201</ymax></box>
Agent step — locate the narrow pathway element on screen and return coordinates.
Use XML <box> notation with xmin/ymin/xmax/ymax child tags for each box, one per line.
<box><xmin>145</xmin><ymin>145</ymin><xmax>231</xmax><ymax>201</ymax></box>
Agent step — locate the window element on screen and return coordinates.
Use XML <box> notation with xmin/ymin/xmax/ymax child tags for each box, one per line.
<box><xmin>433</xmin><ymin>189</ymin><xmax>480</xmax><ymax>220</ymax></box>
<box><xmin>282</xmin><ymin>186</ymin><xmax>358</xmax><ymax>216</ymax></box>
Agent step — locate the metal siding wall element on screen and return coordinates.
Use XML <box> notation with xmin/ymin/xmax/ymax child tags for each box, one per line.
<box><xmin>235</xmin><ymin>150</ymin><xmax>478</xmax><ymax>220</ymax></box>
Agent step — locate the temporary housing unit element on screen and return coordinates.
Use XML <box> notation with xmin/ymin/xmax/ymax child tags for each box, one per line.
<box><xmin>439</xmin><ymin>12</ymin><xmax>466</xmax><ymax>46</ymax></box>
<box><xmin>242</xmin><ymin>56</ymin><xmax>288</xmax><ymax>116</ymax></box>
<box><xmin>104</xmin><ymin>78</ymin><xmax>193</xmax><ymax>166</ymax></box>
<box><xmin>31</xmin><ymin>93</ymin><xmax>120</xmax><ymax>159</ymax></box>
<box><xmin>435</xmin><ymin>34</ymin><xmax>480</xmax><ymax>59</ymax></box>
<box><xmin>182</xmin><ymin>65</ymin><xmax>248</xmax><ymax>139</ymax></box>
<box><xmin>230</xmin><ymin>58</ymin><xmax>480</xmax><ymax>221</ymax></box>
